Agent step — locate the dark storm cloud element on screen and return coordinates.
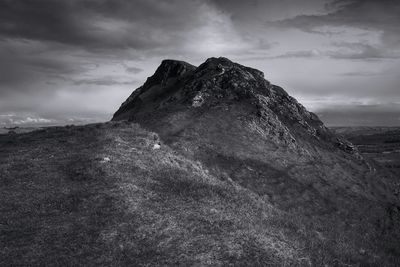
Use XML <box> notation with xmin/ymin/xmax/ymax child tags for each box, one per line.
<box><xmin>0</xmin><ymin>0</ymin><xmax>399</xmax><ymax>126</ymax></box>
<box><xmin>271</xmin><ymin>43</ymin><xmax>400</xmax><ymax>60</ymax></box>
<box><xmin>211</xmin><ymin>0</ymin><xmax>328</xmax><ymax>22</ymax></box>
<box><xmin>0</xmin><ymin>0</ymin><xmax>214</xmax><ymax>51</ymax></box>
<box><xmin>0</xmin><ymin>39</ymin><xmax>95</xmax><ymax>95</ymax></box>
<box><xmin>269</xmin><ymin>0</ymin><xmax>400</xmax><ymax>59</ymax></box>
<box><xmin>271</xmin><ymin>0</ymin><xmax>400</xmax><ymax>34</ymax></box>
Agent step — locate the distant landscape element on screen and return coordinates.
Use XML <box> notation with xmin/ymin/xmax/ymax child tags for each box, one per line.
<box><xmin>332</xmin><ymin>127</ymin><xmax>400</xmax><ymax>177</ymax></box>
<box><xmin>0</xmin><ymin>127</ymin><xmax>45</xmax><ymax>135</ymax></box>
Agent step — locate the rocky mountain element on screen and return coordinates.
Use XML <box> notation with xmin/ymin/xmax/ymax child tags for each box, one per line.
<box><xmin>1</xmin><ymin>58</ymin><xmax>400</xmax><ymax>266</ymax></box>
<box><xmin>114</xmin><ymin>57</ymin><xmax>353</xmax><ymax>151</ymax></box>
<box><xmin>113</xmin><ymin>56</ymin><xmax>395</xmax><ymax>205</ymax></box>
<box><xmin>112</xmin><ymin>57</ymin><xmax>400</xmax><ymax>264</ymax></box>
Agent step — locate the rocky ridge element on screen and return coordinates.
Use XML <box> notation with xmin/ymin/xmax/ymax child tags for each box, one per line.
<box><xmin>112</xmin><ymin>58</ymin><xmax>400</xmax><ymax>265</ymax></box>
<box><xmin>114</xmin><ymin>57</ymin><xmax>351</xmax><ymax>152</ymax></box>
<box><xmin>113</xmin><ymin>56</ymin><xmax>400</xmax><ymax>231</ymax></box>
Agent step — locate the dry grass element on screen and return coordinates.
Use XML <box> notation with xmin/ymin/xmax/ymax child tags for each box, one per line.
<box><xmin>1</xmin><ymin>121</ymin><xmax>400</xmax><ymax>266</ymax></box>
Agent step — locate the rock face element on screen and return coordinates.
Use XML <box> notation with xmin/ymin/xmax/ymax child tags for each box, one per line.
<box><xmin>113</xmin><ymin>57</ymin><xmax>396</xmax><ymax>205</ymax></box>
<box><xmin>114</xmin><ymin>57</ymin><xmax>349</xmax><ymax>151</ymax></box>
<box><xmin>113</xmin><ymin>57</ymin><xmax>400</xmax><ymax>264</ymax></box>
<box><xmin>113</xmin><ymin>60</ymin><xmax>196</xmax><ymax>120</ymax></box>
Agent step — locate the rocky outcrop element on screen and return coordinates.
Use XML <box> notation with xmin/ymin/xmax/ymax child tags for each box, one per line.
<box><xmin>113</xmin><ymin>57</ymin><xmax>346</xmax><ymax>152</ymax></box>
<box><xmin>110</xmin><ymin>57</ymin><xmax>400</xmax><ymax>265</ymax></box>
<box><xmin>113</xmin><ymin>59</ymin><xmax>196</xmax><ymax>120</ymax></box>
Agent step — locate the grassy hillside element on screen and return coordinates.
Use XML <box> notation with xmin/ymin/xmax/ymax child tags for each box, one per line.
<box><xmin>1</xmin><ymin>122</ymin><xmax>400</xmax><ymax>266</ymax></box>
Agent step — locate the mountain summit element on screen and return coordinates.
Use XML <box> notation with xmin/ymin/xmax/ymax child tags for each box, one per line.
<box><xmin>112</xmin><ymin>57</ymin><xmax>400</xmax><ymax>264</ymax></box>
<box><xmin>114</xmin><ymin>57</ymin><xmax>346</xmax><ymax>150</ymax></box>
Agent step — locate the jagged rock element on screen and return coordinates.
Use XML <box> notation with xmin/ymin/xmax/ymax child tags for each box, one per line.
<box><xmin>335</xmin><ymin>137</ymin><xmax>357</xmax><ymax>153</ymax></box>
<box><xmin>113</xmin><ymin>59</ymin><xmax>196</xmax><ymax>120</ymax></box>
<box><xmin>113</xmin><ymin>57</ymin><xmax>346</xmax><ymax>152</ymax></box>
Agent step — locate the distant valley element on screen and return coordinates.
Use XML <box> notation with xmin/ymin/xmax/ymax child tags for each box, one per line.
<box><xmin>332</xmin><ymin>127</ymin><xmax>400</xmax><ymax>177</ymax></box>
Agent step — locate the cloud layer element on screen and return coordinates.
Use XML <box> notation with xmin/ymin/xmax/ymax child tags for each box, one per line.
<box><xmin>0</xmin><ymin>0</ymin><xmax>399</xmax><ymax>126</ymax></box>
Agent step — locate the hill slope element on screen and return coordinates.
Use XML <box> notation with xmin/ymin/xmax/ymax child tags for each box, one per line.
<box><xmin>0</xmin><ymin>122</ymin><xmax>326</xmax><ymax>266</ymax></box>
<box><xmin>112</xmin><ymin>57</ymin><xmax>400</xmax><ymax>265</ymax></box>
<box><xmin>1</xmin><ymin>58</ymin><xmax>400</xmax><ymax>266</ymax></box>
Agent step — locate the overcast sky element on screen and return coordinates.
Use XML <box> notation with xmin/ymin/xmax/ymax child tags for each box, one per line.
<box><xmin>0</xmin><ymin>0</ymin><xmax>399</xmax><ymax>127</ymax></box>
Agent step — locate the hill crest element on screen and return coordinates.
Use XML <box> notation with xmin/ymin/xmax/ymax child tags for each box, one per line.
<box><xmin>113</xmin><ymin>57</ymin><xmax>351</xmax><ymax>152</ymax></box>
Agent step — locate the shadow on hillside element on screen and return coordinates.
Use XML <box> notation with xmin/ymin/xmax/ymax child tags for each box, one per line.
<box><xmin>0</xmin><ymin>124</ymin><xmax>130</xmax><ymax>265</ymax></box>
